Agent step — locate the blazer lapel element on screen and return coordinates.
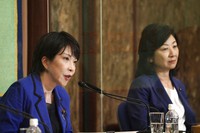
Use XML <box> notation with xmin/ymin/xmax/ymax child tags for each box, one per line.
<box><xmin>31</xmin><ymin>74</ymin><xmax>53</xmax><ymax>133</ymax></box>
<box><xmin>171</xmin><ymin>77</ymin><xmax>190</xmax><ymax>110</ymax></box>
<box><xmin>150</xmin><ymin>75</ymin><xmax>172</xmax><ymax>112</ymax></box>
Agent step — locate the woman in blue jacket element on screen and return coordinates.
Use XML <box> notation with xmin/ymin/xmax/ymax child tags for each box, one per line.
<box><xmin>127</xmin><ymin>24</ymin><xmax>196</xmax><ymax>132</ymax></box>
<box><xmin>0</xmin><ymin>31</ymin><xmax>80</xmax><ymax>133</ymax></box>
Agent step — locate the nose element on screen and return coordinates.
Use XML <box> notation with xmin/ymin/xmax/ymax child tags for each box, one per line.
<box><xmin>68</xmin><ymin>61</ymin><xmax>75</xmax><ymax>72</ymax></box>
<box><xmin>169</xmin><ymin>47</ymin><xmax>175</xmax><ymax>57</ymax></box>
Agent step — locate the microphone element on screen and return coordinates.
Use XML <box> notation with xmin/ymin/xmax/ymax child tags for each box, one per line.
<box><xmin>78</xmin><ymin>81</ymin><xmax>159</xmax><ymax>132</ymax></box>
<box><xmin>78</xmin><ymin>81</ymin><xmax>158</xmax><ymax>111</ymax></box>
<box><xmin>0</xmin><ymin>103</ymin><xmax>51</xmax><ymax>133</ymax></box>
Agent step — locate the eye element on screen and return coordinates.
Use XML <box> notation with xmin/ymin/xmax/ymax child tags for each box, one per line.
<box><xmin>64</xmin><ymin>57</ymin><xmax>70</xmax><ymax>61</ymax></box>
<box><xmin>73</xmin><ymin>62</ymin><xmax>77</xmax><ymax>66</ymax></box>
<box><xmin>73</xmin><ymin>59</ymin><xmax>78</xmax><ymax>64</ymax></box>
<box><xmin>160</xmin><ymin>47</ymin><xmax>168</xmax><ymax>51</ymax></box>
<box><xmin>173</xmin><ymin>45</ymin><xmax>178</xmax><ymax>48</ymax></box>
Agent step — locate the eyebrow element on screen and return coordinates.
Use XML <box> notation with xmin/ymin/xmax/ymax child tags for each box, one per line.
<box><xmin>163</xmin><ymin>40</ymin><xmax>177</xmax><ymax>46</ymax></box>
<box><xmin>62</xmin><ymin>52</ymin><xmax>72</xmax><ymax>56</ymax></box>
<box><xmin>62</xmin><ymin>52</ymin><xmax>78</xmax><ymax>60</ymax></box>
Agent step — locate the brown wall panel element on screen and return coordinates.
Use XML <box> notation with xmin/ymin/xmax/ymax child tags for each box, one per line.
<box><xmin>47</xmin><ymin>0</ymin><xmax>200</xmax><ymax>132</ymax></box>
<box><xmin>27</xmin><ymin>0</ymin><xmax>48</xmax><ymax>73</ymax></box>
<box><xmin>49</xmin><ymin>0</ymin><xmax>83</xmax><ymax>132</ymax></box>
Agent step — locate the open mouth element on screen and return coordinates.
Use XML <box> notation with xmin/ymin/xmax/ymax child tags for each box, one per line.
<box><xmin>64</xmin><ymin>75</ymin><xmax>72</xmax><ymax>81</ymax></box>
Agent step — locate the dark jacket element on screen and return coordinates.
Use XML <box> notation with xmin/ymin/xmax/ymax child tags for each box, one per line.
<box><xmin>127</xmin><ymin>74</ymin><xmax>196</xmax><ymax>132</ymax></box>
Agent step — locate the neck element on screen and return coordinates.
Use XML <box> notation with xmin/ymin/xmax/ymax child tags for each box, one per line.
<box><xmin>40</xmin><ymin>72</ymin><xmax>56</xmax><ymax>103</ymax></box>
<box><xmin>156</xmin><ymin>72</ymin><xmax>170</xmax><ymax>80</ymax></box>
<box><xmin>155</xmin><ymin>68</ymin><xmax>170</xmax><ymax>79</ymax></box>
<box><xmin>40</xmin><ymin>72</ymin><xmax>56</xmax><ymax>92</ymax></box>
<box><xmin>156</xmin><ymin>71</ymin><xmax>173</xmax><ymax>89</ymax></box>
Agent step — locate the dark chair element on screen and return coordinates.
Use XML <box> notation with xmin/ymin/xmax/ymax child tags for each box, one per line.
<box><xmin>117</xmin><ymin>102</ymin><xmax>131</xmax><ymax>131</ymax></box>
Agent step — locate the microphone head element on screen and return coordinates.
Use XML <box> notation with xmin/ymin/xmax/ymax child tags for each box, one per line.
<box><xmin>78</xmin><ymin>81</ymin><xmax>102</xmax><ymax>94</ymax></box>
<box><xmin>78</xmin><ymin>81</ymin><xmax>85</xmax><ymax>88</ymax></box>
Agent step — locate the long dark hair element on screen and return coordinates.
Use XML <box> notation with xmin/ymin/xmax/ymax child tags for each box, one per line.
<box><xmin>31</xmin><ymin>31</ymin><xmax>80</xmax><ymax>74</ymax></box>
<box><xmin>135</xmin><ymin>23</ymin><xmax>178</xmax><ymax>78</ymax></box>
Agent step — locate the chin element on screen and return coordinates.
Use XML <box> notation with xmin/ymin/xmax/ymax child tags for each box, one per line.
<box><xmin>58</xmin><ymin>82</ymin><xmax>67</xmax><ymax>87</ymax></box>
<box><xmin>59</xmin><ymin>79</ymin><xmax>70</xmax><ymax>86</ymax></box>
<box><xmin>169</xmin><ymin>67</ymin><xmax>176</xmax><ymax>70</ymax></box>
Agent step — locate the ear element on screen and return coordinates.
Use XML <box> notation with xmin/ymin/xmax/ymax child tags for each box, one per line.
<box><xmin>41</xmin><ymin>56</ymin><xmax>49</xmax><ymax>70</ymax></box>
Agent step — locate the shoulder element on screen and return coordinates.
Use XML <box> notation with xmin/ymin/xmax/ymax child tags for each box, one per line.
<box><xmin>5</xmin><ymin>75</ymin><xmax>33</xmax><ymax>93</ymax></box>
<box><xmin>128</xmin><ymin>75</ymin><xmax>158</xmax><ymax>96</ymax></box>
<box><xmin>171</xmin><ymin>76</ymin><xmax>185</xmax><ymax>87</ymax></box>
<box><xmin>12</xmin><ymin>75</ymin><xmax>33</xmax><ymax>88</ymax></box>
<box><xmin>131</xmin><ymin>75</ymin><xmax>157</xmax><ymax>88</ymax></box>
<box><xmin>128</xmin><ymin>74</ymin><xmax>161</xmax><ymax>96</ymax></box>
<box><xmin>3</xmin><ymin>75</ymin><xmax>38</xmax><ymax>99</ymax></box>
<box><xmin>127</xmin><ymin>75</ymin><xmax>158</xmax><ymax>102</ymax></box>
<box><xmin>171</xmin><ymin>76</ymin><xmax>186</xmax><ymax>91</ymax></box>
<box><xmin>1</xmin><ymin>75</ymin><xmax>34</xmax><ymax>105</ymax></box>
<box><xmin>171</xmin><ymin>76</ymin><xmax>183</xmax><ymax>84</ymax></box>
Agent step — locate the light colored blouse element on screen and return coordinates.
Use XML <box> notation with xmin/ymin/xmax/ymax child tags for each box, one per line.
<box><xmin>164</xmin><ymin>87</ymin><xmax>186</xmax><ymax>131</ymax></box>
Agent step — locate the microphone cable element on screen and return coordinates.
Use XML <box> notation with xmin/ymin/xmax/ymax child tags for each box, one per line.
<box><xmin>78</xmin><ymin>81</ymin><xmax>161</xmax><ymax>132</ymax></box>
<box><xmin>0</xmin><ymin>103</ymin><xmax>51</xmax><ymax>133</ymax></box>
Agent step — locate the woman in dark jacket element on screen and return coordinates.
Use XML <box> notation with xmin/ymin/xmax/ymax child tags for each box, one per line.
<box><xmin>127</xmin><ymin>23</ymin><xmax>196</xmax><ymax>132</ymax></box>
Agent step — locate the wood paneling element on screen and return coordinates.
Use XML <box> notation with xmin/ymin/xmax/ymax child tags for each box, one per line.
<box><xmin>27</xmin><ymin>0</ymin><xmax>48</xmax><ymax>73</ymax></box>
<box><xmin>49</xmin><ymin>0</ymin><xmax>83</xmax><ymax>132</ymax></box>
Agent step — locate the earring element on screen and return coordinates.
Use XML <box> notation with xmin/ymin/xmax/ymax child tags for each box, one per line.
<box><xmin>149</xmin><ymin>58</ymin><xmax>153</xmax><ymax>63</ymax></box>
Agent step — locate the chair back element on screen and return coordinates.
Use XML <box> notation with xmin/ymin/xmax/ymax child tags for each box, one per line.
<box><xmin>117</xmin><ymin>102</ymin><xmax>131</xmax><ymax>131</ymax></box>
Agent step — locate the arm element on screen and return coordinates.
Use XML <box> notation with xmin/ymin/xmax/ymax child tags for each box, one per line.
<box><xmin>127</xmin><ymin>77</ymin><xmax>151</xmax><ymax>131</ymax></box>
<box><xmin>0</xmin><ymin>82</ymin><xmax>28</xmax><ymax>132</ymax></box>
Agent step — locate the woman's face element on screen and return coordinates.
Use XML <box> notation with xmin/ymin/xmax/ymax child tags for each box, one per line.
<box><xmin>153</xmin><ymin>35</ymin><xmax>179</xmax><ymax>73</ymax></box>
<box><xmin>44</xmin><ymin>46</ymin><xmax>78</xmax><ymax>87</ymax></box>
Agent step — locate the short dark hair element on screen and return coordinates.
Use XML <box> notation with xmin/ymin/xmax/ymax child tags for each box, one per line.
<box><xmin>135</xmin><ymin>23</ymin><xmax>178</xmax><ymax>77</ymax></box>
<box><xmin>31</xmin><ymin>31</ymin><xmax>80</xmax><ymax>74</ymax></box>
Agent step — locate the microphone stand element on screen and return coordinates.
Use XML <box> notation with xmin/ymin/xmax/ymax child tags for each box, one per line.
<box><xmin>78</xmin><ymin>81</ymin><xmax>158</xmax><ymax>133</ymax></box>
<box><xmin>0</xmin><ymin>103</ymin><xmax>51</xmax><ymax>133</ymax></box>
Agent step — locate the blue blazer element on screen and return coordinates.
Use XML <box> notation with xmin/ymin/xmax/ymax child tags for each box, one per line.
<box><xmin>127</xmin><ymin>74</ymin><xmax>196</xmax><ymax>131</ymax></box>
<box><xmin>0</xmin><ymin>74</ymin><xmax>72</xmax><ymax>133</ymax></box>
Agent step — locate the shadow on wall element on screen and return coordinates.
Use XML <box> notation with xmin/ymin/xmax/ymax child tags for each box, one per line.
<box><xmin>177</xmin><ymin>26</ymin><xmax>200</xmax><ymax>122</ymax></box>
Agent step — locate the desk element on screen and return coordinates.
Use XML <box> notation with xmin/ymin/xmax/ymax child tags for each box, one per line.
<box><xmin>192</xmin><ymin>125</ymin><xmax>200</xmax><ymax>133</ymax></box>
